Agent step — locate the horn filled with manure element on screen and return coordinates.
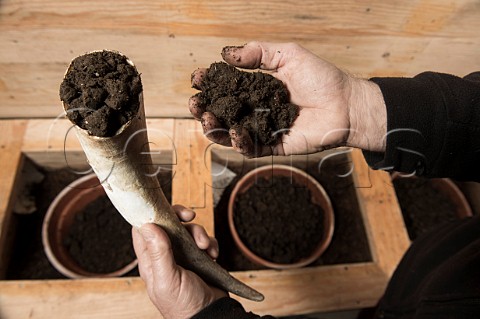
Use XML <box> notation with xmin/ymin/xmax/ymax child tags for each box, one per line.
<box><xmin>59</xmin><ymin>50</ymin><xmax>264</xmax><ymax>302</ymax></box>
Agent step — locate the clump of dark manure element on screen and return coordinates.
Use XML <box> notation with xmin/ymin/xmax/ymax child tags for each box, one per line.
<box><xmin>60</xmin><ymin>51</ymin><xmax>142</xmax><ymax>137</ymax></box>
<box><xmin>195</xmin><ymin>62</ymin><xmax>299</xmax><ymax>145</ymax></box>
<box><xmin>63</xmin><ymin>195</ymin><xmax>136</xmax><ymax>274</ymax></box>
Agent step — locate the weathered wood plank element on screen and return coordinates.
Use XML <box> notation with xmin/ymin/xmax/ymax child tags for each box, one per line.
<box><xmin>0</xmin><ymin>264</ymin><xmax>386</xmax><ymax>318</ymax></box>
<box><xmin>172</xmin><ymin>119</ymin><xmax>215</xmax><ymax>236</ymax></box>
<box><xmin>1</xmin><ymin>0</ymin><xmax>479</xmax><ymax>38</ymax></box>
<box><xmin>233</xmin><ymin>263</ymin><xmax>387</xmax><ymax>315</ymax></box>
<box><xmin>1</xmin><ymin>0</ymin><xmax>479</xmax><ymax>118</ymax></box>
<box><xmin>0</xmin><ymin>278</ymin><xmax>161</xmax><ymax>319</ymax></box>
<box><xmin>22</xmin><ymin>118</ymin><xmax>175</xmax><ymax>151</ymax></box>
<box><xmin>350</xmin><ymin>149</ymin><xmax>410</xmax><ymax>275</ymax></box>
<box><xmin>0</xmin><ymin>120</ymin><xmax>26</xmax><ymax>277</ymax></box>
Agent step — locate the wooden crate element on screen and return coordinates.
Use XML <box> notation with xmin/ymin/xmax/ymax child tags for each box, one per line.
<box><xmin>0</xmin><ymin>118</ymin><xmax>410</xmax><ymax>318</ymax></box>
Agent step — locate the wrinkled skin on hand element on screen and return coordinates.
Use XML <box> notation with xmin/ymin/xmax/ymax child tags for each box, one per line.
<box><xmin>132</xmin><ymin>205</ymin><xmax>227</xmax><ymax>319</ymax></box>
<box><xmin>189</xmin><ymin>41</ymin><xmax>354</xmax><ymax>157</ymax></box>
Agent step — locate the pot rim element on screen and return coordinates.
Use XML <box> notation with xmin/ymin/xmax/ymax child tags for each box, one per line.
<box><xmin>42</xmin><ymin>173</ymin><xmax>138</xmax><ymax>278</ymax></box>
<box><xmin>228</xmin><ymin>164</ymin><xmax>335</xmax><ymax>269</ymax></box>
<box><xmin>390</xmin><ymin>172</ymin><xmax>473</xmax><ymax>219</ymax></box>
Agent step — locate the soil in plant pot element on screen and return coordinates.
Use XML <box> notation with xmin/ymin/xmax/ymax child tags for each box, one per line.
<box><xmin>6</xmin><ymin>164</ymin><xmax>172</xmax><ymax>279</ymax></box>
<box><xmin>60</xmin><ymin>50</ymin><xmax>142</xmax><ymax>137</ymax></box>
<box><xmin>63</xmin><ymin>194</ymin><xmax>136</xmax><ymax>274</ymax></box>
<box><xmin>234</xmin><ymin>176</ymin><xmax>324</xmax><ymax>264</ymax></box>
<box><xmin>214</xmin><ymin>152</ymin><xmax>372</xmax><ymax>271</ymax></box>
<box><xmin>393</xmin><ymin>177</ymin><xmax>457</xmax><ymax>240</ymax></box>
<box><xmin>194</xmin><ymin>62</ymin><xmax>299</xmax><ymax>146</ymax></box>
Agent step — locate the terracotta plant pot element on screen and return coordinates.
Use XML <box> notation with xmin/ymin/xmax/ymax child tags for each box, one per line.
<box><xmin>391</xmin><ymin>172</ymin><xmax>473</xmax><ymax>219</ymax></box>
<box><xmin>391</xmin><ymin>172</ymin><xmax>473</xmax><ymax>241</ymax></box>
<box><xmin>42</xmin><ymin>174</ymin><xmax>138</xmax><ymax>278</ymax></box>
<box><xmin>228</xmin><ymin>165</ymin><xmax>334</xmax><ymax>269</ymax></box>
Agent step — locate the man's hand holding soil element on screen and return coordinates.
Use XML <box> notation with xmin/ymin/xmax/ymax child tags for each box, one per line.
<box><xmin>135</xmin><ymin>42</ymin><xmax>392</xmax><ymax>318</ymax></box>
<box><xmin>189</xmin><ymin>41</ymin><xmax>387</xmax><ymax>157</ymax></box>
<box><xmin>135</xmin><ymin>41</ymin><xmax>480</xmax><ymax>319</ymax></box>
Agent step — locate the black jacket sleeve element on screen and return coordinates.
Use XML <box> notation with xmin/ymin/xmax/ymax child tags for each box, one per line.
<box><xmin>364</xmin><ymin>72</ymin><xmax>480</xmax><ymax>182</ymax></box>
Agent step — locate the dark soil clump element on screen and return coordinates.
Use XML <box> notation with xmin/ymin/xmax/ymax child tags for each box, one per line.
<box><xmin>393</xmin><ymin>177</ymin><xmax>457</xmax><ymax>240</ymax></box>
<box><xmin>60</xmin><ymin>50</ymin><xmax>142</xmax><ymax>137</ymax></box>
<box><xmin>64</xmin><ymin>195</ymin><xmax>136</xmax><ymax>274</ymax></box>
<box><xmin>234</xmin><ymin>176</ymin><xmax>324</xmax><ymax>264</ymax></box>
<box><xmin>195</xmin><ymin>62</ymin><xmax>299</xmax><ymax>145</ymax></box>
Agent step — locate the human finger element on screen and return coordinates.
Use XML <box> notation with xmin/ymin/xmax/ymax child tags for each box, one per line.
<box><xmin>221</xmin><ymin>41</ymin><xmax>300</xmax><ymax>70</ymax></box>
<box><xmin>172</xmin><ymin>204</ymin><xmax>196</xmax><ymax>223</ymax></box>
<box><xmin>201</xmin><ymin>112</ymin><xmax>232</xmax><ymax>146</ymax></box>
<box><xmin>138</xmin><ymin>224</ymin><xmax>179</xmax><ymax>287</ymax></box>
<box><xmin>132</xmin><ymin>227</ymin><xmax>153</xmax><ymax>284</ymax></box>
<box><xmin>206</xmin><ymin>236</ymin><xmax>219</xmax><ymax>259</ymax></box>
<box><xmin>188</xmin><ymin>94</ymin><xmax>206</xmax><ymax>120</ymax></box>
<box><xmin>229</xmin><ymin>126</ymin><xmax>272</xmax><ymax>158</ymax></box>
<box><xmin>191</xmin><ymin>68</ymin><xmax>207</xmax><ymax>90</ymax></box>
<box><xmin>184</xmin><ymin>223</ymin><xmax>210</xmax><ymax>250</ymax></box>
<box><xmin>184</xmin><ymin>223</ymin><xmax>219</xmax><ymax>259</ymax></box>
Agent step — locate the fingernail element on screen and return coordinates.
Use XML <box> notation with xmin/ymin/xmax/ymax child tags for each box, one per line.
<box><xmin>139</xmin><ymin>226</ymin><xmax>154</xmax><ymax>241</ymax></box>
<box><xmin>197</xmin><ymin>233</ymin><xmax>208</xmax><ymax>246</ymax></box>
<box><xmin>198</xmin><ymin>233</ymin><xmax>206</xmax><ymax>245</ymax></box>
<box><xmin>221</xmin><ymin>45</ymin><xmax>243</xmax><ymax>62</ymax></box>
<box><xmin>179</xmin><ymin>210</ymin><xmax>188</xmax><ymax>219</ymax></box>
<box><xmin>179</xmin><ymin>209</ymin><xmax>194</xmax><ymax>221</ymax></box>
<box><xmin>212</xmin><ymin>247</ymin><xmax>219</xmax><ymax>258</ymax></box>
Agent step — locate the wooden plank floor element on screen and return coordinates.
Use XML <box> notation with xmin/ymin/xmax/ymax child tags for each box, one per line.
<box><xmin>1</xmin><ymin>0</ymin><xmax>480</xmax><ymax>118</ymax></box>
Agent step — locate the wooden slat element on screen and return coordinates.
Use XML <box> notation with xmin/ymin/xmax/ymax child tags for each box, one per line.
<box><xmin>22</xmin><ymin>118</ymin><xmax>175</xmax><ymax>152</ymax></box>
<box><xmin>232</xmin><ymin>263</ymin><xmax>387</xmax><ymax>316</ymax></box>
<box><xmin>0</xmin><ymin>264</ymin><xmax>386</xmax><ymax>318</ymax></box>
<box><xmin>350</xmin><ymin>149</ymin><xmax>410</xmax><ymax>275</ymax></box>
<box><xmin>1</xmin><ymin>0</ymin><xmax>478</xmax><ymax>38</ymax></box>
<box><xmin>0</xmin><ymin>120</ymin><xmax>26</xmax><ymax>277</ymax></box>
<box><xmin>172</xmin><ymin>119</ymin><xmax>215</xmax><ymax>236</ymax></box>
<box><xmin>1</xmin><ymin>0</ymin><xmax>479</xmax><ymax>118</ymax></box>
<box><xmin>22</xmin><ymin>118</ymin><xmax>175</xmax><ymax>169</ymax></box>
<box><xmin>0</xmin><ymin>278</ymin><xmax>161</xmax><ymax>319</ymax></box>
